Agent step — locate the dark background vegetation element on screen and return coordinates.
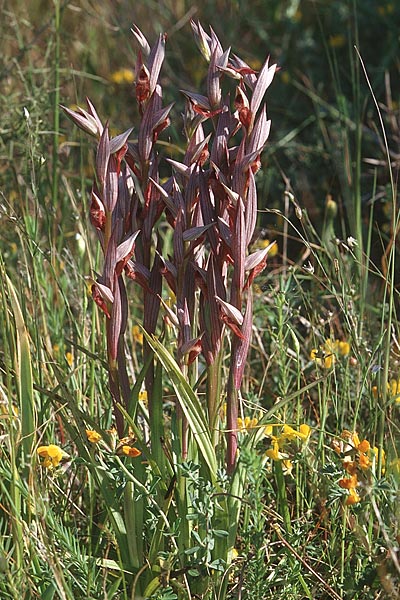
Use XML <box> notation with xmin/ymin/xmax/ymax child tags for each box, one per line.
<box><xmin>1</xmin><ymin>0</ymin><xmax>399</xmax><ymax>270</ymax></box>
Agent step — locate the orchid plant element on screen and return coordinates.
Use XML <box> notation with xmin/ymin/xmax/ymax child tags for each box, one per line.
<box><xmin>62</xmin><ymin>21</ymin><xmax>276</xmax><ymax>598</ymax></box>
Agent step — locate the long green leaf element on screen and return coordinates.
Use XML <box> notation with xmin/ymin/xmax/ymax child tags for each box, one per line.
<box><xmin>6</xmin><ymin>275</ymin><xmax>35</xmax><ymax>466</ymax></box>
<box><xmin>144</xmin><ymin>333</ymin><xmax>218</xmax><ymax>480</ymax></box>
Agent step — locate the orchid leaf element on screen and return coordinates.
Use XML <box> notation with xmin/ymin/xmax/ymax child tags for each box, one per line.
<box><xmin>144</xmin><ymin>332</ymin><xmax>217</xmax><ymax>481</ymax></box>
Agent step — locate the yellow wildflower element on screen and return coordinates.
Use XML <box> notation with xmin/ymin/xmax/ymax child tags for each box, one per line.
<box><xmin>310</xmin><ymin>347</ymin><xmax>334</xmax><ymax>369</ymax></box>
<box><xmin>338</xmin><ymin>469</ymin><xmax>361</xmax><ymax>505</ymax></box>
<box><xmin>86</xmin><ymin>429</ymin><xmax>102</xmax><ymax>444</ymax></box>
<box><xmin>348</xmin><ymin>430</ymin><xmax>360</xmax><ymax>447</ymax></box>
<box><xmin>237</xmin><ymin>416</ymin><xmax>258</xmax><ymax>432</ymax></box>
<box><xmin>266</xmin><ymin>439</ymin><xmax>288</xmax><ymax>461</ymax></box>
<box><xmin>338</xmin><ymin>473</ymin><xmax>358</xmax><ymax>490</ymax></box>
<box><xmin>343</xmin><ymin>460</ymin><xmax>357</xmax><ymax>475</ymax></box>
<box><xmin>336</xmin><ymin>431</ymin><xmax>378</xmax><ymax>490</ymax></box>
<box><xmin>371</xmin><ymin>378</ymin><xmax>400</xmax><ymax>402</ymax></box>
<box><xmin>358</xmin><ymin>453</ymin><xmax>370</xmax><ymax>470</ymax></box>
<box><xmin>37</xmin><ymin>444</ymin><xmax>64</xmax><ymax>468</ymax></box>
<box><xmin>252</xmin><ymin>238</ymin><xmax>278</xmax><ymax>257</ymax></box>
<box><xmin>357</xmin><ymin>439</ymin><xmax>370</xmax><ymax>453</ymax></box>
<box><xmin>264</xmin><ymin>424</ymin><xmax>273</xmax><ymax>437</ymax></box>
<box><xmin>345</xmin><ymin>488</ymin><xmax>361</xmax><ymax>506</ymax></box>
<box><xmin>311</xmin><ymin>339</ymin><xmax>350</xmax><ymax>369</ymax></box>
<box><xmin>328</xmin><ymin>34</ymin><xmax>346</xmax><ymax>49</ymax></box>
<box><xmin>343</xmin><ymin>431</ymin><xmax>370</xmax><ymax>454</ymax></box>
<box><xmin>121</xmin><ymin>445</ymin><xmax>141</xmax><ymax>458</ymax></box>
<box><xmin>299</xmin><ymin>423</ymin><xmax>311</xmax><ymax>439</ymax></box>
<box><xmin>389</xmin><ymin>378</ymin><xmax>400</xmax><ymax>402</ymax></box>
<box><xmin>282</xmin><ymin>423</ymin><xmax>311</xmax><ymax>442</ymax></box>
<box><xmin>110</xmin><ymin>68</ymin><xmax>135</xmax><ymax>85</ymax></box>
<box><xmin>378</xmin><ymin>4</ymin><xmax>394</xmax><ymax>16</ymax></box>
<box><xmin>282</xmin><ymin>459</ymin><xmax>293</xmax><ymax>476</ymax></box>
<box><xmin>139</xmin><ymin>390</ymin><xmax>148</xmax><ymax>404</ymax></box>
<box><xmin>132</xmin><ymin>325</ymin><xmax>143</xmax><ymax>345</ymax></box>
<box><xmin>65</xmin><ymin>351</ymin><xmax>73</xmax><ymax>366</ymax></box>
<box><xmin>281</xmin><ymin>425</ymin><xmax>298</xmax><ymax>440</ymax></box>
<box><xmin>265</xmin><ymin>423</ymin><xmax>311</xmax><ymax>461</ymax></box>
<box><xmin>115</xmin><ymin>429</ymin><xmax>141</xmax><ymax>458</ymax></box>
<box><xmin>338</xmin><ymin>341</ymin><xmax>350</xmax><ymax>356</ymax></box>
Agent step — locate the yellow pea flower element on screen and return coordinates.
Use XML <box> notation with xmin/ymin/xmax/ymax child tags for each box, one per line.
<box><xmin>86</xmin><ymin>430</ymin><xmax>102</xmax><ymax>444</ymax></box>
<box><xmin>338</xmin><ymin>474</ymin><xmax>358</xmax><ymax>490</ymax></box>
<box><xmin>139</xmin><ymin>390</ymin><xmax>148</xmax><ymax>405</ymax></box>
<box><xmin>338</xmin><ymin>341</ymin><xmax>350</xmax><ymax>356</ymax></box>
<box><xmin>121</xmin><ymin>446</ymin><xmax>141</xmax><ymax>458</ymax></box>
<box><xmin>264</xmin><ymin>424</ymin><xmax>273</xmax><ymax>437</ymax></box>
<box><xmin>311</xmin><ymin>339</ymin><xmax>350</xmax><ymax>368</ymax></box>
<box><xmin>389</xmin><ymin>379</ymin><xmax>400</xmax><ymax>402</ymax></box>
<box><xmin>358</xmin><ymin>453</ymin><xmax>370</xmax><ymax>470</ymax></box>
<box><xmin>357</xmin><ymin>439</ymin><xmax>370</xmax><ymax>453</ymax></box>
<box><xmin>266</xmin><ymin>440</ymin><xmax>288</xmax><ymax>461</ymax></box>
<box><xmin>282</xmin><ymin>459</ymin><xmax>293</xmax><ymax>476</ymax></box>
<box><xmin>37</xmin><ymin>444</ymin><xmax>64</xmax><ymax>468</ymax></box>
<box><xmin>237</xmin><ymin>416</ymin><xmax>258</xmax><ymax>432</ymax></box>
<box><xmin>345</xmin><ymin>488</ymin><xmax>361</xmax><ymax>505</ymax></box>
<box><xmin>132</xmin><ymin>325</ymin><xmax>143</xmax><ymax>345</ymax></box>
<box><xmin>298</xmin><ymin>424</ymin><xmax>311</xmax><ymax>440</ymax></box>
<box><xmin>281</xmin><ymin>423</ymin><xmax>310</xmax><ymax>442</ymax></box>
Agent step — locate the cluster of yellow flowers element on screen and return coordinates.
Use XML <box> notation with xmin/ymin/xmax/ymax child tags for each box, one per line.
<box><xmin>372</xmin><ymin>378</ymin><xmax>400</xmax><ymax>403</ymax></box>
<box><xmin>235</xmin><ymin>416</ymin><xmax>311</xmax><ymax>476</ymax></box>
<box><xmin>311</xmin><ymin>338</ymin><xmax>350</xmax><ymax>369</ymax></box>
<box><xmin>85</xmin><ymin>427</ymin><xmax>142</xmax><ymax>458</ymax></box>
<box><xmin>333</xmin><ymin>430</ymin><xmax>385</xmax><ymax>506</ymax></box>
<box><xmin>237</xmin><ymin>416</ymin><xmax>259</xmax><ymax>432</ymax></box>
<box><xmin>37</xmin><ymin>427</ymin><xmax>142</xmax><ymax>469</ymax></box>
<box><xmin>235</xmin><ymin>416</ymin><xmax>311</xmax><ymax>471</ymax></box>
<box><xmin>264</xmin><ymin>423</ymin><xmax>311</xmax><ymax>462</ymax></box>
<box><xmin>109</xmin><ymin>68</ymin><xmax>135</xmax><ymax>85</ymax></box>
<box><xmin>377</xmin><ymin>3</ymin><xmax>394</xmax><ymax>16</ymax></box>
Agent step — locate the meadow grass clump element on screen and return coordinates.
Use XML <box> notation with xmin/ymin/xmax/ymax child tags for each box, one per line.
<box><xmin>0</xmin><ymin>4</ymin><xmax>399</xmax><ymax>600</ymax></box>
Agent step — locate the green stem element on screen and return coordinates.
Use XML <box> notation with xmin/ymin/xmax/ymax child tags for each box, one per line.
<box><xmin>51</xmin><ymin>0</ymin><xmax>61</xmax><ymax>210</ymax></box>
<box><xmin>275</xmin><ymin>462</ymin><xmax>312</xmax><ymax>598</ymax></box>
<box><xmin>340</xmin><ymin>506</ymin><xmax>347</xmax><ymax>588</ymax></box>
<box><xmin>206</xmin><ymin>352</ymin><xmax>222</xmax><ymax>449</ymax></box>
<box><xmin>275</xmin><ymin>460</ymin><xmax>292</xmax><ymax>535</ymax></box>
